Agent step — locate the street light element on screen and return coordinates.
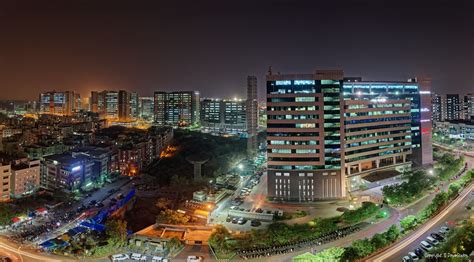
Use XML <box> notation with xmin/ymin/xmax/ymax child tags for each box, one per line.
<box><xmin>428</xmin><ymin>169</ymin><xmax>434</xmax><ymax>175</ymax></box>
<box><xmin>238</xmin><ymin>164</ymin><xmax>243</xmax><ymax>170</ymax></box>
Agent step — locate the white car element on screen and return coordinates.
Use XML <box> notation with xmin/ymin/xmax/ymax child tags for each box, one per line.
<box><xmin>420</xmin><ymin>241</ymin><xmax>433</xmax><ymax>250</ymax></box>
<box><xmin>439</xmin><ymin>226</ymin><xmax>450</xmax><ymax>234</ymax></box>
<box><xmin>152</xmin><ymin>256</ymin><xmax>163</xmax><ymax>262</ymax></box>
<box><xmin>111</xmin><ymin>254</ymin><xmax>130</xmax><ymax>261</ymax></box>
<box><xmin>187</xmin><ymin>255</ymin><xmax>203</xmax><ymax>262</ymax></box>
<box><xmin>402</xmin><ymin>256</ymin><xmax>411</xmax><ymax>262</ymax></box>
<box><xmin>426</xmin><ymin>236</ymin><xmax>439</xmax><ymax>246</ymax></box>
<box><xmin>408</xmin><ymin>252</ymin><xmax>419</xmax><ymax>261</ymax></box>
<box><xmin>130</xmin><ymin>253</ymin><xmax>147</xmax><ymax>261</ymax></box>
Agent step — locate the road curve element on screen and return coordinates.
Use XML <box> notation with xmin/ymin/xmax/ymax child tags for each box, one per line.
<box><xmin>368</xmin><ymin>183</ymin><xmax>474</xmax><ymax>262</ymax></box>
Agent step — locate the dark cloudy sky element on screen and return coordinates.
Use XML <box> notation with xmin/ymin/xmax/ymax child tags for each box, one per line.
<box><xmin>0</xmin><ymin>0</ymin><xmax>472</xmax><ymax>101</ymax></box>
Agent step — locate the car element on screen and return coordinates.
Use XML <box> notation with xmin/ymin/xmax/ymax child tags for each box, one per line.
<box><xmin>408</xmin><ymin>252</ymin><xmax>419</xmax><ymax>261</ymax></box>
<box><xmin>255</xmin><ymin>208</ymin><xmax>263</xmax><ymax>213</ymax></box>
<box><xmin>226</xmin><ymin>216</ymin><xmax>231</xmax><ymax>222</ymax></box>
<box><xmin>420</xmin><ymin>241</ymin><xmax>433</xmax><ymax>251</ymax></box>
<box><xmin>439</xmin><ymin>226</ymin><xmax>450</xmax><ymax>234</ymax></box>
<box><xmin>111</xmin><ymin>254</ymin><xmax>129</xmax><ymax>261</ymax></box>
<box><xmin>250</xmin><ymin>220</ymin><xmax>261</xmax><ymax>227</ymax></box>
<box><xmin>151</xmin><ymin>256</ymin><xmax>163</xmax><ymax>262</ymax></box>
<box><xmin>430</xmin><ymin>232</ymin><xmax>444</xmax><ymax>241</ymax></box>
<box><xmin>95</xmin><ymin>202</ymin><xmax>105</xmax><ymax>208</ymax></box>
<box><xmin>426</xmin><ymin>236</ymin><xmax>439</xmax><ymax>245</ymax></box>
<box><xmin>89</xmin><ymin>200</ymin><xmax>97</xmax><ymax>206</ymax></box>
<box><xmin>130</xmin><ymin>253</ymin><xmax>143</xmax><ymax>260</ymax></box>
<box><xmin>402</xmin><ymin>255</ymin><xmax>411</xmax><ymax>262</ymax></box>
<box><xmin>231</xmin><ymin>217</ymin><xmax>238</xmax><ymax>224</ymax></box>
<box><xmin>414</xmin><ymin>248</ymin><xmax>424</xmax><ymax>258</ymax></box>
<box><xmin>187</xmin><ymin>256</ymin><xmax>203</xmax><ymax>262</ymax></box>
<box><xmin>237</xmin><ymin>217</ymin><xmax>247</xmax><ymax>225</ymax></box>
<box><xmin>230</xmin><ymin>206</ymin><xmax>238</xmax><ymax>210</ymax></box>
<box><xmin>466</xmin><ymin>205</ymin><xmax>472</xmax><ymax>210</ymax></box>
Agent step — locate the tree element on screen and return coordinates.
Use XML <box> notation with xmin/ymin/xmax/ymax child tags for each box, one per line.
<box><xmin>166</xmin><ymin>237</ymin><xmax>182</xmax><ymax>252</ymax></box>
<box><xmin>209</xmin><ymin>225</ymin><xmax>233</xmax><ymax>254</ymax></box>
<box><xmin>156</xmin><ymin>208</ymin><xmax>190</xmax><ymax>225</ymax></box>
<box><xmin>384</xmin><ymin>225</ymin><xmax>400</xmax><ymax>243</ymax></box>
<box><xmin>400</xmin><ymin>215</ymin><xmax>418</xmax><ymax>231</ymax></box>
<box><xmin>370</xmin><ymin>233</ymin><xmax>388</xmax><ymax>250</ymax></box>
<box><xmin>105</xmin><ymin>219</ymin><xmax>128</xmax><ymax>247</ymax></box>
<box><xmin>342</xmin><ymin>239</ymin><xmax>374</xmax><ymax>260</ymax></box>
<box><xmin>155</xmin><ymin>198</ymin><xmax>172</xmax><ymax>209</ymax></box>
<box><xmin>311</xmin><ymin>247</ymin><xmax>345</xmax><ymax>261</ymax></box>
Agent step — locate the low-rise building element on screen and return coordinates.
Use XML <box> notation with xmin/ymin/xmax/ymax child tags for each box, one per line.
<box><xmin>10</xmin><ymin>159</ymin><xmax>40</xmax><ymax>198</ymax></box>
<box><xmin>0</xmin><ymin>163</ymin><xmax>11</xmax><ymax>202</ymax></box>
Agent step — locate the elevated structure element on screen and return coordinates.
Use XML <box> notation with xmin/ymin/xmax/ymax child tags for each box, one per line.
<box><xmin>186</xmin><ymin>155</ymin><xmax>209</xmax><ymax>181</ymax></box>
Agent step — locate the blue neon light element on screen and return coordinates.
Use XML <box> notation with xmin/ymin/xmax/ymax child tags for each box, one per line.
<box><xmin>276</xmin><ymin>80</ymin><xmax>291</xmax><ymax>85</ymax></box>
<box><xmin>294</xmin><ymin>80</ymin><xmax>315</xmax><ymax>85</ymax></box>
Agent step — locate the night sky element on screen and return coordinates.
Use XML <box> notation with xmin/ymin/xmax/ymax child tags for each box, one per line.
<box><xmin>0</xmin><ymin>0</ymin><xmax>472</xmax><ymax>101</ymax></box>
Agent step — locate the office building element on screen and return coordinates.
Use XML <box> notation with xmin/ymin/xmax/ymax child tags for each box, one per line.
<box><xmin>129</xmin><ymin>92</ymin><xmax>139</xmax><ymax>119</ymax></box>
<box><xmin>200</xmin><ymin>98</ymin><xmax>247</xmax><ymax>134</ymax></box>
<box><xmin>266</xmin><ymin>69</ymin><xmax>433</xmax><ymax>201</ymax></box>
<box><xmin>118</xmin><ymin>90</ymin><xmax>131</xmax><ymax>121</ymax></box>
<box><xmin>432</xmin><ymin>94</ymin><xmax>442</xmax><ymax>122</ymax></box>
<box><xmin>41</xmin><ymin>153</ymin><xmax>94</xmax><ymax>192</ymax></box>
<box><xmin>462</xmin><ymin>93</ymin><xmax>474</xmax><ymax>121</ymax></box>
<box><xmin>153</xmin><ymin>91</ymin><xmax>200</xmax><ymax>126</ymax></box>
<box><xmin>39</xmin><ymin>91</ymin><xmax>80</xmax><ymax>116</ymax></box>
<box><xmin>139</xmin><ymin>96</ymin><xmax>155</xmax><ymax>121</ymax></box>
<box><xmin>247</xmin><ymin>76</ymin><xmax>258</xmax><ymax>155</ymax></box>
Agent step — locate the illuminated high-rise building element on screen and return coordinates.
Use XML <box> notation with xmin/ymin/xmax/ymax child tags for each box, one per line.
<box><xmin>153</xmin><ymin>91</ymin><xmax>200</xmax><ymax>126</ymax></box>
<box><xmin>39</xmin><ymin>91</ymin><xmax>80</xmax><ymax>115</ymax></box>
<box><xmin>266</xmin><ymin>69</ymin><xmax>433</xmax><ymax>201</ymax></box>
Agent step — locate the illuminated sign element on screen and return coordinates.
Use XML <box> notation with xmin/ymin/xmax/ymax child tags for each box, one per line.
<box><xmin>419</xmin><ymin>91</ymin><xmax>431</xmax><ymax>94</ymax></box>
<box><xmin>294</xmin><ymin>80</ymin><xmax>315</xmax><ymax>85</ymax></box>
<box><xmin>421</xmin><ymin>108</ymin><xmax>430</xmax><ymax>112</ymax></box>
<box><xmin>71</xmin><ymin>166</ymin><xmax>81</xmax><ymax>172</ymax></box>
<box><xmin>275</xmin><ymin>80</ymin><xmax>291</xmax><ymax>85</ymax></box>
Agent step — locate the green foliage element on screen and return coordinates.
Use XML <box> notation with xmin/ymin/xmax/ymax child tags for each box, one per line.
<box><xmin>400</xmin><ymin>215</ymin><xmax>418</xmax><ymax>231</ymax></box>
<box><xmin>435</xmin><ymin>154</ymin><xmax>464</xmax><ymax>181</ymax></box>
<box><xmin>209</xmin><ymin>225</ymin><xmax>233</xmax><ymax>255</ymax></box>
<box><xmin>0</xmin><ymin>205</ymin><xmax>21</xmax><ymax>226</ymax></box>
<box><xmin>310</xmin><ymin>247</ymin><xmax>345</xmax><ymax>262</ymax></box>
<box><xmin>105</xmin><ymin>219</ymin><xmax>128</xmax><ymax>247</ymax></box>
<box><xmin>382</xmin><ymin>170</ymin><xmax>435</xmax><ymax>206</ymax></box>
<box><xmin>166</xmin><ymin>237</ymin><xmax>183</xmax><ymax>253</ymax></box>
<box><xmin>341</xmin><ymin>239</ymin><xmax>375</xmax><ymax>261</ymax></box>
<box><xmin>341</xmin><ymin>202</ymin><xmax>379</xmax><ymax>224</ymax></box>
<box><xmin>156</xmin><ymin>208</ymin><xmax>190</xmax><ymax>225</ymax></box>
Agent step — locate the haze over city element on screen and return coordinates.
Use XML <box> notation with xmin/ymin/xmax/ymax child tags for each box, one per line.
<box><xmin>0</xmin><ymin>0</ymin><xmax>473</xmax><ymax>100</ymax></box>
<box><xmin>0</xmin><ymin>1</ymin><xmax>473</xmax><ymax>262</ymax></box>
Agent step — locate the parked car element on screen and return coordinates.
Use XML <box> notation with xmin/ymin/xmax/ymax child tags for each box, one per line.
<box><xmin>151</xmin><ymin>256</ymin><xmax>163</xmax><ymax>262</ymax></box>
<box><xmin>226</xmin><ymin>216</ymin><xmax>231</xmax><ymax>222</ymax></box>
<box><xmin>439</xmin><ymin>226</ymin><xmax>450</xmax><ymax>234</ymax></box>
<box><xmin>408</xmin><ymin>252</ymin><xmax>419</xmax><ymax>261</ymax></box>
<box><xmin>250</xmin><ymin>220</ymin><xmax>261</xmax><ymax>227</ymax></box>
<box><xmin>237</xmin><ymin>217</ymin><xmax>247</xmax><ymax>225</ymax></box>
<box><xmin>187</xmin><ymin>256</ymin><xmax>203</xmax><ymax>262</ymax></box>
<box><xmin>430</xmin><ymin>232</ymin><xmax>445</xmax><ymax>241</ymax></box>
<box><xmin>231</xmin><ymin>217</ymin><xmax>238</xmax><ymax>224</ymax></box>
<box><xmin>130</xmin><ymin>253</ymin><xmax>144</xmax><ymax>260</ymax></box>
<box><xmin>414</xmin><ymin>248</ymin><xmax>425</xmax><ymax>258</ymax></box>
<box><xmin>402</xmin><ymin>255</ymin><xmax>411</xmax><ymax>262</ymax></box>
<box><xmin>420</xmin><ymin>241</ymin><xmax>433</xmax><ymax>251</ymax></box>
<box><xmin>426</xmin><ymin>236</ymin><xmax>439</xmax><ymax>246</ymax></box>
<box><xmin>111</xmin><ymin>254</ymin><xmax>129</xmax><ymax>261</ymax></box>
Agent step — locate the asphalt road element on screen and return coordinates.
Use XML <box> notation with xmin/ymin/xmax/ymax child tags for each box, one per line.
<box><xmin>370</xmin><ymin>183</ymin><xmax>474</xmax><ymax>262</ymax></box>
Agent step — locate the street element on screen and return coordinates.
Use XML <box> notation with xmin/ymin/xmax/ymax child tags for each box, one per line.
<box><xmin>370</xmin><ymin>183</ymin><xmax>474</xmax><ymax>261</ymax></box>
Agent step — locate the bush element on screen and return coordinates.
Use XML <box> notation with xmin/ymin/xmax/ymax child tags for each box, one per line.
<box><xmin>400</xmin><ymin>215</ymin><xmax>418</xmax><ymax>231</ymax></box>
<box><xmin>341</xmin><ymin>202</ymin><xmax>379</xmax><ymax>224</ymax></box>
<box><xmin>382</xmin><ymin>171</ymin><xmax>435</xmax><ymax>206</ymax></box>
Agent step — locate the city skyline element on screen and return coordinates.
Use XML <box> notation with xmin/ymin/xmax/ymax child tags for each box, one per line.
<box><xmin>0</xmin><ymin>0</ymin><xmax>473</xmax><ymax>100</ymax></box>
